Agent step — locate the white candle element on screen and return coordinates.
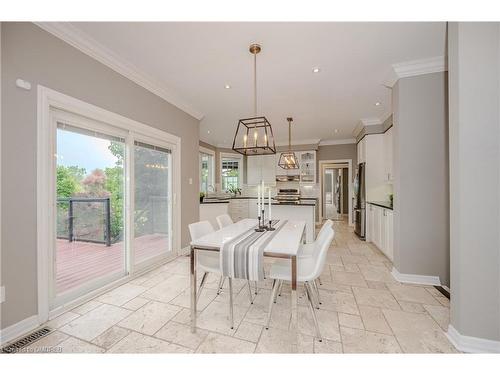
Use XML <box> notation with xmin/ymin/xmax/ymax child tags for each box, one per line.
<box><xmin>261</xmin><ymin>181</ymin><xmax>265</xmax><ymax>216</ymax></box>
<box><xmin>268</xmin><ymin>188</ymin><xmax>272</xmax><ymax>221</ymax></box>
<box><xmin>257</xmin><ymin>185</ymin><xmax>261</xmax><ymax>217</ymax></box>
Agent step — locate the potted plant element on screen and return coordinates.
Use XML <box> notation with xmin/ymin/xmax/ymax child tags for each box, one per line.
<box><xmin>199</xmin><ymin>192</ymin><xmax>205</xmax><ymax>203</ymax></box>
<box><xmin>227</xmin><ymin>185</ymin><xmax>242</xmax><ymax>197</ymax></box>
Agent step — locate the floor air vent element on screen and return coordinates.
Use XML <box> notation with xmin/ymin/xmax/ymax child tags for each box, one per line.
<box><xmin>1</xmin><ymin>327</ymin><xmax>52</xmax><ymax>353</ymax></box>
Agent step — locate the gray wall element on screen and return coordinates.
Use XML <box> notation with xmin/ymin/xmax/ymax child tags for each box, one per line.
<box><xmin>392</xmin><ymin>72</ymin><xmax>449</xmax><ymax>286</ymax></box>
<box><xmin>1</xmin><ymin>23</ymin><xmax>200</xmax><ymax>329</ymax></box>
<box><xmin>317</xmin><ymin>143</ymin><xmax>357</xmax><ymax>181</ymax></box>
<box><xmin>448</xmin><ymin>22</ymin><xmax>500</xmax><ymax>342</ymax></box>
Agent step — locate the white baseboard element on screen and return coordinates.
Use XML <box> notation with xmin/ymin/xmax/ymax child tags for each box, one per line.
<box><xmin>447</xmin><ymin>324</ymin><xmax>500</xmax><ymax>353</ymax></box>
<box><xmin>0</xmin><ymin>315</ymin><xmax>40</xmax><ymax>346</ymax></box>
<box><xmin>391</xmin><ymin>267</ymin><xmax>441</xmax><ymax>286</ymax></box>
<box><xmin>178</xmin><ymin>246</ymin><xmax>190</xmax><ymax>256</ymax></box>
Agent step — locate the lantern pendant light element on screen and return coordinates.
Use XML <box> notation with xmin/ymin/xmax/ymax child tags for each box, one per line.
<box><xmin>232</xmin><ymin>44</ymin><xmax>276</xmax><ymax>156</ymax></box>
<box><xmin>278</xmin><ymin>117</ymin><xmax>299</xmax><ymax>169</ymax></box>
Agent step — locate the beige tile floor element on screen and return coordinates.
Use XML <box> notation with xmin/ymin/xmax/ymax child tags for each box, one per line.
<box><xmin>25</xmin><ymin>219</ymin><xmax>458</xmax><ymax>354</ymax></box>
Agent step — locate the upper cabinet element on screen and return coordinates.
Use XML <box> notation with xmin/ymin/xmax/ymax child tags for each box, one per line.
<box><xmin>247</xmin><ymin>155</ymin><xmax>276</xmax><ymax>185</ymax></box>
<box><xmin>383</xmin><ymin>127</ymin><xmax>394</xmax><ymax>182</ymax></box>
<box><xmin>357</xmin><ymin>137</ymin><xmax>366</xmax><ymax>164</ymax></box>
<box><xmin>274</xmin><ymin>150</ymin><xmax>316</xmax><ymax>182</ymax></box>
<box><xmin>298</xmin><ymin>151</ymin><xmax>316</xmax><ymax>183</ymax></box>
<box><xmin>357</xmin><ymin>128</ymin><xmax>394</xmax><ymax>200</ymax></box>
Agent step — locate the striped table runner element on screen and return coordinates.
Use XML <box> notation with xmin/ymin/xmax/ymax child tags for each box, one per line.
<box><xmin>220</xmin><ymin>220</ymin><xmax>287</xmax><ymax>281</ymax></box>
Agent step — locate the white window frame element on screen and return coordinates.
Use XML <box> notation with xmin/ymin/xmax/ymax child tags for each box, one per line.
<box><xmin>220</xmin><ymin>152</ymin><xmax>243</xmax><ymax>191</ymax></box>
<box><xmin>37</xmin><ymin>86</ymin><xmax>181</xmax><ymax>321</ymax></box>
<box><xmin>199</xmin><ymin>146</ymin><xmax>215</xmax><ymax>193</ymax></box>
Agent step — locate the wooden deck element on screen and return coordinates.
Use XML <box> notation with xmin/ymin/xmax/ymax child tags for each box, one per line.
<box><xmin>56</xmin><ymin>234</ymin><xmax>169</xmax><ymax>293</ymax></box>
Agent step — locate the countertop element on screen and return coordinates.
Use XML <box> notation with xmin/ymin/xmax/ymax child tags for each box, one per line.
<box><xmin>200</xmin><ymin>200</ymin><xmax>230</xmax><ymax>204</ymax></box>
<box><xmin>367</xmin><ymin>201</ymin><xmax>393</xmax><ymax>210</ymax></box>
<box><xmin>201</xmin><ymin>197</ymin><xmax>317</xmax><ymax>206</ymax></box>
<box><xmin>204</xmin><ymin>196</ymin><xmax>318</xmax><ymax>201</ymax></box>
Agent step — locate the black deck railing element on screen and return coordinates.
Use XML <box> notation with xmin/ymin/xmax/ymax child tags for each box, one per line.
<box><xmin>57</xmin><ymin>197</ymin><xmax>111</xmax><ymax>246</ymax></box>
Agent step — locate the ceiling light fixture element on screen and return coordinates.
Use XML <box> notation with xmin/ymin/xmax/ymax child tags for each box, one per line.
<box><xmin>334</xmin><ymin>129</ymin><xmax>339</xmax><ymax>134</ymax></box>
<box><xmin>225</xmin><ymin>84</ymin><xmax>231</xmax><ymax>89</ymax></box>
<box><xmin>312</xmin><ymin>67</ymin><xmax>320</xmax><ymax>73</ymax></box>
<box><xmin>375</xmin><ymin>102</ymin><xmax>381</xmax><ymax>106</ymax></box>
<box><xmin>232</xmin><ymin>43</ymin><xmax>276</xmax><ymax>156</ymax></box>
<box><xmin>278</xmin><ymin>117</ymin><xmax>299</xmax><ymax>170</ymax></box>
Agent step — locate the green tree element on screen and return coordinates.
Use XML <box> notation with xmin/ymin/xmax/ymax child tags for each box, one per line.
<box><xmin>104</xmin><ymin>166</ymin><xmax>124</xmax><ymax>241</ymax></box>
<box><xmin>57</xmin><ymin>165</ymin><xmax>84</xmax><ymax>198</ymax></box>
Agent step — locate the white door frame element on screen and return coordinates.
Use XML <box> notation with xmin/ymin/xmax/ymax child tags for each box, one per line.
<box><xmin>37</xmin><ymin>86</ymin><xmax>181</xmax><ymax>323</ymax></box>
<box><xmin>319</xmin><ymin>159</ymin><xmax>353</xmax><ymax>226</ymax></box>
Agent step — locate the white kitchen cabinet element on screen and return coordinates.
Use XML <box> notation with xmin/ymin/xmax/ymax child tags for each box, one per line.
<box><xmin>228</xmin><ymin>199</ymin><xmax>249</xmax><ymax>222</ymax></box>
<box><xmin>247</xmin><ymin>155</ymin><xmax>276</xmax><ymax>185</ymax></box>
<box><xmin>364</xmin><ymin>134</ymin><xmax>386</xmax><ymax>201</ymax></box>
<box><xmin>366</xmin><ymin>204</ymin><xmax>375</xmax><ymax>242</ymax></box>
<box><xmin>384</xmin><ymin>209</ymin><xmax>394</xmax><ymax>261</ymax></box>
<box><xmin>366</xmin><ymin>203</ymin><xmax>393</xmax><ymax>261</ymax></box>
<box><xmin>357</xmin><ymin>138</ymin><xmax>366</xmax><ymax>163</ymax></box>
<box><xmin>383</xmin><ymin>127</ymin><xmax>394</xmax><ymax>182</ymax></box>
<box><xmin>298</xmin><ymin>151</ymin><xmax>316</xmax><ymax>183</ymax></box>
<box><xmin>373</xmin><ymin>205</ymin><xmax>382</xmax><ymax>249</ymax></box>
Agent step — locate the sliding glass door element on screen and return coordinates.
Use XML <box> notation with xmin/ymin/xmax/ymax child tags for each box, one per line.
<box><xmin>133</xmin><ymin>141</ymin><xmax>172</xmax><ymax>266</ymax></box>
<box><xmin>51</xmin><ymin>108</ymin><xmax>176</xmax><ymax>308</ymax></box>
<box><xmin>55</xmin><ymin>118</ymin><xmax>127</xmax><ymax>298</ymax></box>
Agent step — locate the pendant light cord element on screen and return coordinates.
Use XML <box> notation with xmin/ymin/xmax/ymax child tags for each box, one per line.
<box><xmin>254</xmin><ymin>51</ymin><xmax>257</xmax><ymax>117</ymax></box>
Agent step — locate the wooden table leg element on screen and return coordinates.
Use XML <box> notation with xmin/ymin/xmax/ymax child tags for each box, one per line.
<box><xmin>290</xmin><ymin>255</ymin><xmax>298</xmax><ymax>352</ymax></box>
<box><xmin>190</xmin><ymin>246</ymin><xmax>197</xmax><ymax>333</ymax></box>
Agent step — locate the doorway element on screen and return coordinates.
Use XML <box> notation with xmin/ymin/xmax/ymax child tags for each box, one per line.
<box><xmin>319</xmin><ymin>160</ymin><xmax>352</xmax><ymax>224</ymax></box>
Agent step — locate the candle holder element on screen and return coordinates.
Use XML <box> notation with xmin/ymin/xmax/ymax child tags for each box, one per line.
<box><xmin>267</xmin><ymin>219</ymin><xmax>275</xmax><ymax>231</ymax></box>
<box><xmin>261</xmin><ymin>209</ymin><xmax>269</xmax><ymax>230</ymax></box>
<box><xmin>255</xmin><ymin>215</ymin><xmax>265</xmax><ymax>232</ymax></box>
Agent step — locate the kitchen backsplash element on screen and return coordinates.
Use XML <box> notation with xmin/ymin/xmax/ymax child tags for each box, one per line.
<box><xmin>241</xmin><ymin>182</ymin><xmax>319</xmax><ymax>198</ymax></box>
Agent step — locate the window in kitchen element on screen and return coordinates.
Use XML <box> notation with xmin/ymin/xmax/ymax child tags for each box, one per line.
<box><xmin>199</xmin><ymin>147</ymin><xmax>215</xmax><ymax>193</ymax></box>
<box><xmin>221</xmin><ymin>154</ymin><xmax>242</xmax><ymax>192</ymax></box>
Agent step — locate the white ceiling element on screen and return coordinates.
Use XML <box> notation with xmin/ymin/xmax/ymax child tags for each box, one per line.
<box><xmin>67</xmin><ymin>22</ymin><xmax>447</xmax><ymax>146</ymax></box>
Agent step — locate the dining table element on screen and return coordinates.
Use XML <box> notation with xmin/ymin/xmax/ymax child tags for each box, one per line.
<box><xmin>189</xmin><ymin>218</ymin><xmax>306</xmax><ymax>350</ymax></box>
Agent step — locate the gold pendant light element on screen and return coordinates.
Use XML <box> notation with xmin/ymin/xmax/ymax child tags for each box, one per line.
<box><xmin>278</xmin><ymin>117</ymin><xmax>299</xmax><ymax>169</ymax></box>
<box><xmin>232</xmin><ymin>44</ymin><xmax>276</xmax><ymax>156</ymax></box>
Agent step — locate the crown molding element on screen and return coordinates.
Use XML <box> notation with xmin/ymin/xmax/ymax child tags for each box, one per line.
<box><xmin>384</xmin><ymin>56</ymin><xmax>447</xmax><ymax>88</ymax></box>
<box><xmin>34</xmin><ymin>22</ymin><xmax>204</xmax><ymax>120</ymax></box>
<box><xmin>360</xmin><ymin>118</ymin><xmax>382</xmax><ymax>126</ymax></box>
<box><xmin>319</xmin><ymin>138</ymin><xmax>356</xmax><ymax>146</ymax></box>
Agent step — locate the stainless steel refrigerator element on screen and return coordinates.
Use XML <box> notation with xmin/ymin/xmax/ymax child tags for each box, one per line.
<box><xmin>354</xmin><ymin>162</ymin><xmax>366</xmax><ymax>239</ymax></box>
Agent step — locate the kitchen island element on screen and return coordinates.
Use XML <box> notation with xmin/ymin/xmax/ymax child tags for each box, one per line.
<box><xmin>204</xmin><ymin>196</ymin><xmax>317</xmax><ymax>243</ymax></box>
<box><xmin>261</xmin><ymin>201</ymin><xmax>316</xmax><ymax>243</ymax></box>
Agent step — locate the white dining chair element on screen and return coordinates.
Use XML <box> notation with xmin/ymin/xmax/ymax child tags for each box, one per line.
<box><xmin>265</xmin><ymin>226</ymin><xmax>335</xmax><ymax>341</ymax></box>
<box><xmin>188</xmin><ymin>221</ymin><xmax>224</xmax><ymax>298</ymax></box>
<box><xmin>298</xmin><ymin>220</ymin><xmax>333</xmax><ymax>258</ymax></box>
<box><xmin>188</xmin><ymin>220</ymin><xmax>255</xmax><ymax>329</ymax></box>
<box><xmin>297</xmin><ymin>219</ymin><xmax>333</xmax><ymax>287</ymax></box>
<box><xmin>274</xmin><ymin>220</ymin><xmax>333</xmax><ymax>302</ymax></box>
<box><xmin>215</xmin><ymin>214</ymin><xmax>233</xmax><ymax>229</ymax></box>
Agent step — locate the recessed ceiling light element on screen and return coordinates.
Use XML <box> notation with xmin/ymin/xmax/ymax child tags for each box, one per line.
<box><xmin>207</xmin><ymin>130</ymin><xmax>210</xmax><ymax>134</ymax></box>
<box><xmin>375</xmin><ymin>102</ymin><xmax>381</xmax><ymax>106</ymax></box>
<box><xmin>312</xmin><ymin>67</ymin><xmax>320</xmax><ymax>73</ymax></box>
<box><xmin>224</xmin><ymin>84</ymin><xmax>231</xmax><ymax>89</ymax></box>
<box><xmin>334</xmin><ymin>129</ymin><xmax>339</xmax><ymax>134</ymax></box>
